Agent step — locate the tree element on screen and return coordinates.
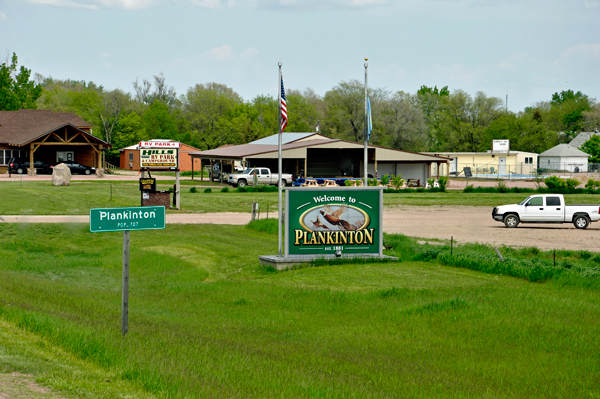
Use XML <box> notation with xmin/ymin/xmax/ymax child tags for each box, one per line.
<box><xmin>580</xmin><ymin>135</ymin><xmax>600</xmax><ymax>164</ymax></box>
<box><xmin>99</xmin><ymin>89</ymin><xmax>130</xmax><ymax>146</ymax></box>
<box><xmin>285</xmin><ymin>89</ymin><xmax>321</xmax><ymax>132</ymax></box>
<box><xmin>481</xmin><ymin>111</ymin><xmax>557</xmax><ymax>154</ymax></box>
<box><xmin>379</xmin><ymin>91</ymin><xmax>428</xmax><ymax>151</ymax></box>
<box><xmin>549</xmin><ymin>90</ymin><xmax>593</xmax><ymax>135</ymax></box>
<box><xmin>143</xmin><ymin>100</ymin><xmax>180</xmax><ymax>140</ymax></box>
<box><xmin>0</xmin><ymin>53</ymin><xmax>43</xmax><ymax>110</ymax></box>
<box><xmin>323</xmin><ymin>80</ymin><xmax>387</xmax><ymax>142</ymax></box>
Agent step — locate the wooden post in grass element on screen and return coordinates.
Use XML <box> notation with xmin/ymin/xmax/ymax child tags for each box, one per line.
<box><xmin>122</xmin><ymin>231</ymin><xmax>130</xmax><ymax>336</ymax></box>
<box><xmin>451</xmin><ymin>236</ymin><xmax>453</xmax><ymax>256</ymax></box>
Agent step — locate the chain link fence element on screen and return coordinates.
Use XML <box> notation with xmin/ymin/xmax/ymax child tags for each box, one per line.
<box><xmin>433</xmin><ymin>163</ymin><xmax>600</xmax><ymax>180</ymax></box>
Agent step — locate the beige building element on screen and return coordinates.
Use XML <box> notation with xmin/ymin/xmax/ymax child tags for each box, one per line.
<box><xmin>425</xmin><ymin>150</ymin><xmax>538</xmax><ymax>177</ymax></box>
<box><xmin>191</xmin><ymin>133</ymin><xmax>451</xmax><ymax>186</ymax></box>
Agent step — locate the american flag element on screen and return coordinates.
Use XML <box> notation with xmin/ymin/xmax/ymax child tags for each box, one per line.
<box><xmin>280</xmin><ymin>76</ymin><xmax>288</xmax><ymax>133</ymax></box>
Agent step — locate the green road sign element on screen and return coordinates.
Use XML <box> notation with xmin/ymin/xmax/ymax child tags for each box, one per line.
<box><xmin>90</xmin><ymin>206</ymin><xmax>166</xmax><ymax>232</ymax></box>
<box><xmin>285</xmin><ymin>187</ymin><xmax>383</xmax><ymax>256</ymax></box>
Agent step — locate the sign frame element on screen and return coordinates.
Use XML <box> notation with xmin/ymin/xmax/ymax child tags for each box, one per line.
<box><xmin>90</xmin><ymin>206</ymin><xmax>166</xmax><ymax>233</ymax></box>
<box><xmin>284</xmin><ymin>187</ymin><xmax>384</xmax><ymax>257</ymax></box>
<box><xmin>492</xmin><ymin>139</ymin><xmax>510</xmax><ymax>153</ymax></box>
<box><xmin>139</xmin><ymin>141</ymin><xmax>181</xmax><ymax>170</ymax></box>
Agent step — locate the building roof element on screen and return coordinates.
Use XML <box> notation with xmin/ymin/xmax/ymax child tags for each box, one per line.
<box><xmin>569</xmin><ymin>131</ymin><xmax>600</xmax><ymax>148</ymax></box>
<box><xmin>0</xmin><ymin>109</ymin><xmax>101</xmax><ymax>146</ymax></box>
<box><xmin>190</xmin><ymin>133</ymin><xmax>451</xmax><ymax>163</ymax></box>
<box><xmin>539</xmin><ymin>144</ymin><xmax>589</xmax><ymax>157</ymax></box>
<box><xmin>249</xmin><ymin>132</ymin><xmax>327</xmax><ymax>145</ymax></box>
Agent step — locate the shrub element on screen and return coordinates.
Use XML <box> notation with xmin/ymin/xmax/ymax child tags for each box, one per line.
<box><xmin>189</xmin><ymin>187</ymin><xmax>198</xmax><ymax>193</ymax></box>
<box><xmin>391</xmin><ymin>175</ymin><xmax>405</xmax><ymax>189</ymax></box>
<box><xmin>496</xmin><ymin>180</ymin><xmax>508</xmax><ymax>193</ymax></box>
<box><xmin>565</xmin><ymin>178</ymin><xmax>580</xmax><ymax>192</ymax></box>
<box><xmin>544</xmin><ymin>175</ymin><xmax>565</xmax><ymax>191</ymax></box>
<box><xmin>427</xmin><ymin>178</ymin><xmax>435</xmax><ymax>188</ymax></box>
<box><xmin>463</xmin><ymin>184</ymin><xmax>474</xmax><ymax>193</ymax></box>
<box><xmin>344</xmin><ymin>179</ymin><xmax>355</xmax><ymax>186</ymax></box>
<box><xmin>438</xmin><ymin>176</ymin><xmax>448</xmax><ymax>191</ymax></box>
<box><xmin>380</xmin><ymin>174</ymin><xmax>391</xmax><ymax>186</ymax></box>
<box><xmin>220</xmin><ymin>186</ymin><xmax>229</xmax><ymax>193</ymax></box>
<box><xmin>368</xmin><ymin>178</ymin><xmax>378</xmax><ymax>186</ymax></box>
<box><xmin>203</xmin><ymin>188</ymin><xmax>212</xmax><ymax>193</ymax></box>
<box><xmin>585</xmin><ymin>178</ymin><xmax>596</xmax><ymax>189</ymax></box>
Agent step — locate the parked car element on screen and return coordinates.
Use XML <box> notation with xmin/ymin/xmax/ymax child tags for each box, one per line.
<box><xmin>492</xmin><ymin>194</ymin><xmax>600</xmax><ymax>229</ymax></box>
<box><xmin>8</xmin><ymin>158</ymin><xmax>53</xmax><ymax>174</ymax></box>
<box><xmin>62</xmin><ymin>161</ymin><xmax>96</xmax><ymax>175</ymax></box>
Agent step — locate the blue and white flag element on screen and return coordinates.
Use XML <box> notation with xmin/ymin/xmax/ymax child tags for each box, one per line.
<box><xmin>367</xmin><ymin>97</ymin><xmax>373</xmax><ymax>141</ymax></box>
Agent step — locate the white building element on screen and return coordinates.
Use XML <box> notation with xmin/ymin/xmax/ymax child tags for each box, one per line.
<box><xmin>538</xmin><ymin>144</ymin><xmax>590</xmax><ymax>172</ymax></box>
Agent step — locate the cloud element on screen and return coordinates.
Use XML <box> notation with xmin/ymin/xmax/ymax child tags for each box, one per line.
<box><xmin>249</xmin><ymin>0</ymin><xmax>389</xmax><ymax>10</ymax></box>
<box><xmin>496</xmin><ymin>52</ymin><xmax>528</xmax><ymax>71</ymax></box>
<box><xmin>584</xmin><ymin>0</ymin><xmax>600</xmax><ymax>8</ymax></box>
<box><xmin>0</xmin><ymin>11</ymin><xmax>7</xmax><ymax>20</ymax></box>
<box><xmin>206</xmin><ymin>45</ymin><xmax>235</xmax><ymax>60</ymax></box>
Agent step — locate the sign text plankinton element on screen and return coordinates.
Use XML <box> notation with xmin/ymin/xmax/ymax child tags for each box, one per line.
<box><xmin>285</xmin><ymin>187</ymin><xmax>383</xmax><ymax>256</ymax></box>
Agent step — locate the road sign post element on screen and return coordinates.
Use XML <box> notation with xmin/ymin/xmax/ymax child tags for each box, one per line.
<box><xmin>90</xmin><ymin>206</ymin><xmax>166</xmax><ymax>335</ymax></box>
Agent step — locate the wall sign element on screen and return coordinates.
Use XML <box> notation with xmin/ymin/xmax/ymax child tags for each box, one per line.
<box><xmin>285</xmin><ymin>187</ymin><xmax>383</xmax><ymax>256</ymax></box>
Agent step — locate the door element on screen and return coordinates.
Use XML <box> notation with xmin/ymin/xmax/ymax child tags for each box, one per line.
<box><xmin>258</xmin><ymin>168</ymin><xmax>271</xmax><ymax>184</ymax></box>
<box><xmin>498</xmin><ymin>157</ymin><xmax>506</xmax><ymax>175</ymax></box>
<box><xmin>520</xmin><ymin>196</ymin><xmax>546</xmax><ymax>221</ymax></box>
<box><xmin>545</xmin><ymin>196</ymin><xmax>564</xmax><ymax>222</ymax></box>
<box><xmin>450</xmin><ymin>158</ymin><xmax>458</xmax><ymax>174</ymax></box>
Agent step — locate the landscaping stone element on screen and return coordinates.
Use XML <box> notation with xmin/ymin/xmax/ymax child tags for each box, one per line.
<box><xmin>52</xmin><ymin>163</ymin><xmax>71</xmax><ymax>186</ymax></box>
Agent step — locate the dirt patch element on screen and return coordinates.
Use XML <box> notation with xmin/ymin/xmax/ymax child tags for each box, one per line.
<box><xmin>0</xmin><ymin>372</ymin><xmax>66</xmax><ymax>399</ymax></box>
<box><xmin>383</xmin><ymin>206</ymin><xmax>600</xmax><ymax>252</ymax></box>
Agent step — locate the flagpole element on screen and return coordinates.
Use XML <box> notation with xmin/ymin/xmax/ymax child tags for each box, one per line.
<box><xmin>278</xmin><ymin>62</ymin><xmax>283</xmax><ymax>257</ymax></box>
<box><xmin>363</xmin><ymin>58</ymin><xmax>369</xmax><ymax>187</ymax></box>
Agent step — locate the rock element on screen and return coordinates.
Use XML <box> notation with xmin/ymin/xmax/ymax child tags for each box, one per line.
<box><xmin>52</xmin><ymin>163</ymin><xmax>71</xmax><ymax>186</ymax></box>
<box><xmin>95</xmin><ymin>168</ymin><xmax>105</xmax><ymax>178</ymax></box>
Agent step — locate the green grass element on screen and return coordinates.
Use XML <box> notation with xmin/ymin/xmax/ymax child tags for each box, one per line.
<box><xmin>1</xmin><ymin>223</ymin><xmax>599</xmax><ymax>398</ymax></box>
<box><xmin>3</xmin><ymin>180</ymin><xmax>600</xmax><ymax>215</ymax></box>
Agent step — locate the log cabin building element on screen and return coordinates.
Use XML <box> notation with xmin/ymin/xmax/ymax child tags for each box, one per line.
<box><xmin>0</xmin><ymin>109</ymin><xmax>110</xmax><ymax>174</ymax></box>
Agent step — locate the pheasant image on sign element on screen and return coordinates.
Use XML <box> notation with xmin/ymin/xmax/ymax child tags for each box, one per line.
<box><xmin>300</xmin><ymin>204</ymin><xmax>369</xmax><ymax>232</ymax></box>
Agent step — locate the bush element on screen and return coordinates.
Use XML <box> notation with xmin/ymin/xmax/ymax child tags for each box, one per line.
<box><xmin>203</xmin><ymin>188</ymin><xmax>212</xmax><ymax>193</ymax></box>
<box><xmin>380</xmin><ymin>174</ymin><xmax>390</xmax><ymax>186</ymax></box>
<box><xmin>427</xmin><ymin>178</ymin><xmax>435</xmax><ymax>188</ymax></box>
<box><xmin>344</xmin><ymin>179</ymin><xmax>355</xmax><ymax>187</ymax></box>
<box><xmin>565</xmin><ymin>178</ymin><xmax>580</xmax><ymax>191</ymax></box>
<box><xmin>368</xmin><ymin>178</ymin><xmax>378</xmax><ymax>186</ymax></box>
<box><xmin>189</xmin><ymin>187</ymin><xmax>198</xmax><ymax>193</ymax></box>
<box><xmin>544</xmin><ymin>175</ymin><xmax>565</xmax><ymax>191</ymax></box>
<box><xmin>438</xmin><ymin>176</ymin><xmax>448</xmax><ymax>191</ymax></box>
<box><xmin>220</xmin><ymin>186</ymin><xmax>229</xmax><ymax>193</ymax></box>
<box><xmin>463</xmin><ymin>184</ymin><xmax>474</xmax><ymax>193</ymax></box>
<box><xmin>391</xmin><ymin>175</ymin><xmax>405</xmax><ymax>189</ymax></box>
<box><xmin>496</xmin><ymin>180</ymin><xmax>508</xmax><ymax>193</ymax></box>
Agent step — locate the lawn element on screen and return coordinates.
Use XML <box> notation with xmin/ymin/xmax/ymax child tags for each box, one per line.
<box><xmin>0</xmin><ymin>223</ymin><xmax>599</xmax><ymax>398</ymax></box>
<box><xmin>3</xmin><ymin>180</ymin><xmax>600</xmax><ymax>215</ymax></box>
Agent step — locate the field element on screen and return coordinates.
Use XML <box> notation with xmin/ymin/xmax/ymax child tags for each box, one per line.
<box><xmin>1</xmin><ymin>222</ymin><xmax>600</xmax><ymax>398</ymax></box>
<box><xmin>2</xmin><ymin>180</ymin><xmax>600</xmax><ymax>215</ymax></box>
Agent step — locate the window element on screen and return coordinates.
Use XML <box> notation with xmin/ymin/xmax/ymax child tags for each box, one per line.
<box><xmin>129</xmin><ymin>152</ymin><xmax>134</xmax><ymax>161</ymax></box>
<box><xmin>524</xmin><ymin>157</ymin><xmax>533</xmax><ymax>164</ymax></box>
<box><xmin>546</xmin><ymin>197</ymin><xmax>561</xmax><ymax>206</ymax></box>
<box><xmin>528</xmin><ymin>197</ymin><xmax>543</xmax><ymax>206</ymax></box>
<box><xmin>261</xmin><ymin>168</ymin><xmax>269</xmax><ymax>175</ymax></box>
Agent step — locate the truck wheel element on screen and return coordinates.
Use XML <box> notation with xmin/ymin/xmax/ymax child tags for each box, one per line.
<box><xmin>573</xmin><ymin>215</ymin><xmax>589</xmax><ymax>229</ymax></box>
<box><xmin>504</xmin><ymin>214</ymin><xmax>519</xmax><ymax>228</ymax></box>
<box><xmin>237</xmin><ymin>179</ymin><xmax>247</xmax><ymax>188</ymax></box>
<box><xmin>17</xmin><ymin>168</ymin><xmax>23</xmax><ymax>174</ymax></box>
<box><xmin>281</xmin><ymin>179</ymin><xmax>287</xmax><ymax>186</ymax></box>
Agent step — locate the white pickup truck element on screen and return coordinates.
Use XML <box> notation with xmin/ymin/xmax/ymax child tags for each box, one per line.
<box><xmin>492</xmin><ymin>194</ymin><xmax>600</xmax><ymax>229</ymax></box>
<box><xmin>228</xmin><ymin>167</ymin><xmax>293</xmax><ymax>188</ymax></box>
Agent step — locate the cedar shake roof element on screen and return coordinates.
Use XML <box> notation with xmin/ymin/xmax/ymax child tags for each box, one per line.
<box><xmin>0</xmin><ymin>109</ymin><xmax>106</xmax><ymax>146</ymax></box>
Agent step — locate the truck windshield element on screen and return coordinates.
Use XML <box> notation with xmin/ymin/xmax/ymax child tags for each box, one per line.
<box><xmin>519</xmin><ymin>197</ymin><xmax>532</xmax><ymax>205</ymax></box>
<box><xmin>242</xmin><ymin>169</ymin><xmax>255</xmax><ymax>174</ymax></box>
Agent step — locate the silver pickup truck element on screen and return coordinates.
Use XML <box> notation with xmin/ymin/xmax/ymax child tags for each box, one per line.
<box><xmin>492</xmin><ymin>194</ymin><xmax>600</xmax><ymax>229</ymax></box>
<box><xmin>228</xmin><ymin>168</ymin><xmax>293</xmax><ymax>188</ymax></box>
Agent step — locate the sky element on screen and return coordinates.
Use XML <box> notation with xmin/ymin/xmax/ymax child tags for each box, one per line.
<box><xmin>1</xmin><ymin>0</ymin><xmax>599</xmax><ymax>112</ymax></box>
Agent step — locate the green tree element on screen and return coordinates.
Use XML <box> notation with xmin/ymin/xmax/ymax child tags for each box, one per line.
<box><xmin>549</xmin><ymin>90</ymin><xmax>593</xmax><ymax>135</ymax></box>
<box><xmin>380</xmin><ymin>91</ymin><xmax>428</xmax><ymax>151</ymax></box>
<box><xmin>143</xmin><ymin>100</ymin><xmax>180</xmax><ymax>140</ymax></box>
<box><xmin>0</xmin><ymin>53</ymin><xmax>43</xmax><ymax>110</ymax></box>
<box><xmin>580</xmin><ymin>135</ymin><xmax>600</xmax><ymax>164</ymax></box>
<box><xmin>481</xmin><ymin>111</ymin><xmax>557</xmax><ymax>154</ymax></box>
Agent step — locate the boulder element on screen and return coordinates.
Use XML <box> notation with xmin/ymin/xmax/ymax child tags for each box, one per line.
<box><xmin>95</xmin><ymin>168</ymin><xmax>105</xmax><ymax>178</ymax></box>
<box><xmin>52</xmin><ymin>163</ymin><xmax>71</xmax><ymax>186</ymax></box>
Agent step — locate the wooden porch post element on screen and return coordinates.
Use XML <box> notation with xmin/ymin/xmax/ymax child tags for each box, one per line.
<box><xmin>29</xmin><ymin>144</ymin><xmax>34</xmax><ymax>175</ymax></box>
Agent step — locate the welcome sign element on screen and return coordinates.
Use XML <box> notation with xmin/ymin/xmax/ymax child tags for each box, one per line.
<box><xmin>285</xmin><ymin>187</ymin><xmax>383</xmax><ymax>256</ymax></box>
